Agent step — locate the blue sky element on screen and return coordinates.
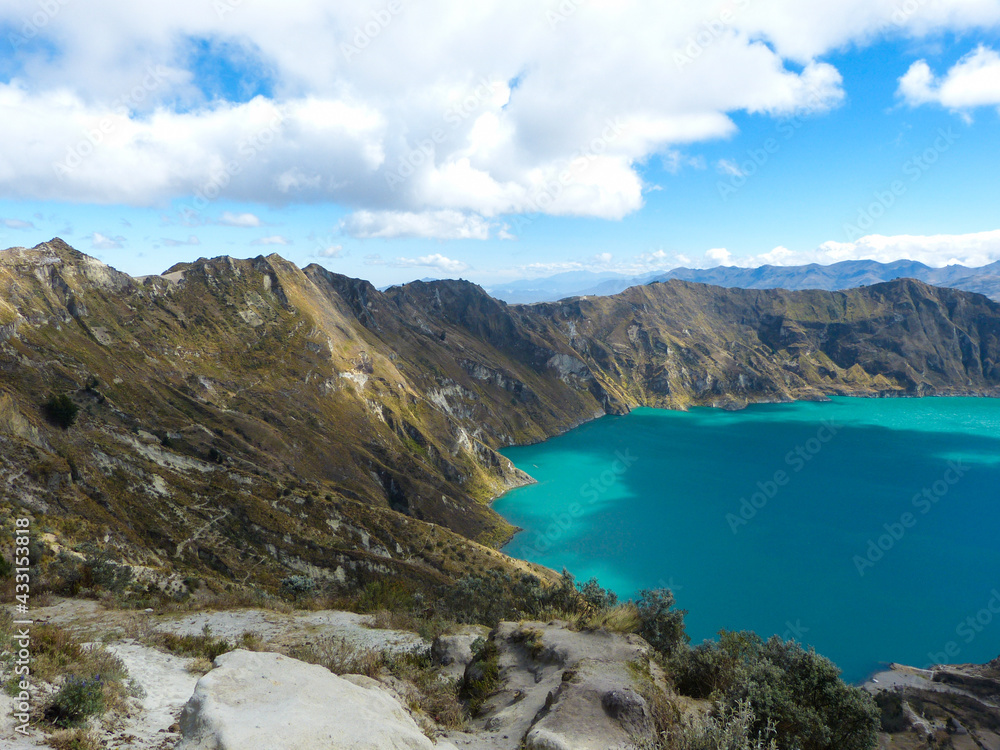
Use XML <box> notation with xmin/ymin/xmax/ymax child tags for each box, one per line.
<box><xmin>1</xmin><ymin>1</ymin><xmax>999</xmax><ymax>286</ymax></box>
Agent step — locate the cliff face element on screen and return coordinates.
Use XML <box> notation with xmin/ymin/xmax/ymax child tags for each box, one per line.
<box><xmin>3</xmin><ymin>239</ymin><xmax>1000</xmax><ymax>588</ymax></box>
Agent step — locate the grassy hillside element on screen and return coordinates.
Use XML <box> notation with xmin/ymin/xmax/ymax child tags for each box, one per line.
<box><xmin>2</xmin><ymin>239</ymin><xmax>1000</xmax><ymax>595</ymax></box>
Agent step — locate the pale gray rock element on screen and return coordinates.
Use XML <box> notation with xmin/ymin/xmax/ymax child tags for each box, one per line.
<box><xmin>177</xmin><ymin>649</ymin><xmax>435</xmax><ymax>750</ymax></box>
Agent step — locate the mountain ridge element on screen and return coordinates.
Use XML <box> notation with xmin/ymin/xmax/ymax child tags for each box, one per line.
<box><xmin>489</xmin><ymin>258</ymin><xmax>1000</xmax><ymax>304</ymax></box>
<box><xmin>3</xmin><ymin>239</ymin><xmax>1000</xmax><ymax>594</ymax></box>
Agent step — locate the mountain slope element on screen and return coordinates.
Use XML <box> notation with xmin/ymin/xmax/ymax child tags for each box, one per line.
<box><xmin>3</xmin><ymin>240</ymin><xmax>1000</xmax><ymax>591</ymax></box>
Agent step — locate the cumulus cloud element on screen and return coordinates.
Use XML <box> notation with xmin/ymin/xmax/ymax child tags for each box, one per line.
<box><xmin>316</xmin><ymin>245</ymin><xmax>344</xmax><ymax>258</ymax></box>
<box><xmin>341</xmin><ymin>210</ymin><xmax>493</xmax><ymax>240</ymax></box>
<box><xmin>391</xmin><ymin>253</ymin><xmax>471</xmax><ymax>274</ymax></box>
<box><xmin>250</xmin><ymin>235</ymin><xmax>290</xmax><ymax>246</ymax></box>
<box><xmin>0</xmin><ymin>0</ymin><xmax>997</xmax><ymax>232</ymax></box>
<box><xmin>218</xmin><ymin>211</ymin><xmax>263</xmax><ymax>227</ymax></box>
<box><xmin>898</xmin><ymin>46</ymin><xmax>1000</xmax><ymax>112</ymax></box>
<box><xmin>90</xmin><ymin>232</ymin><xmax>125</xmax><ymax>250</ymax></box>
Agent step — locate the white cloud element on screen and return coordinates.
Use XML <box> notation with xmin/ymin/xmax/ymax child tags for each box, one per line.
<box><xmin>0</xmin><ymin>1</ymin><xmax>997</xmax><ymax>232</ymax></box>
<box><xmin>705</xmin><ymin>247</ymin><xmax>734</xmax><ymax>265</ymax></box>
<box><xmin>813</xmin><ymin>230</ymin><xmax>1000</xmax><ymax>268</ymax></box>
<box><xmin>2</xmin><ymin>218</ymin><xmax>35</xmax><ymax>229</ymax></box>
<box><xmin>898</xmin><ymin>46</ymin><xmax>1000</xmax><ymax>112</ymax></box>
<box><xmin>218</xmin><ymin>211</ymin><xmax>262</xmax><ymax>227</ymax></box>
<box><xmin>716</xmin><ymin>159</ymin><xmax>745</xmax><ymax>177</ymax></box>
<box><xmin>700</xmin><ymin>230</ymin><xmax>1000</xmax><ymax>269</ymax></box>
<box><xmin>316</xmin><ymin>245</ymin><xmax>344</xmax><ymax>258</ymax></box>
<box><xmin>250</xmin><ymin>235</ymin><xmax>290</xmax><ymax>246</ymax></box>
<box><xmin>161</xmin><ymin>235</ymin><xmax>200</xmax><ymax>247</ymax></box>
<box><xmin>90</xmin><ymin>232</ymin><xmax>125</xmax><ymax>250</ymax></box>
<box><xmin>391</xmin><ymin>253</ymin><xmax>471</xmax><ymax>274</ymax></box>
<box><xmin>341</xmin><ymin>210</ymin><xmax>493</xmax><ymax>240</ymax></box>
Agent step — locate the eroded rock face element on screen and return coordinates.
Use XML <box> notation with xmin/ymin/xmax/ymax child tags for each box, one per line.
<box><xmin>432</xmin><ymin>626</ymin><xmax>491</xmax><ymax>679</ymax></box>
<box><xmin>458</xmin><ymin>621</ymin><xmax>666</xmax><ymax>750</ymax></box>
<box><xmin>177</xmin><ymin>649</ymin><xmax>434</xmax><ymax>750</ymax></box>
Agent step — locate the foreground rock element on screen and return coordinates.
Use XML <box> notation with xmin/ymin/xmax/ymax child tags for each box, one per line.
<box><xmin>448</xmin><ymin>620</ymin><xmax>668</xmax><ymax>750</ymax></box>
<box><xmin>177</xmin><ymin>650</ymin><xmax>439</xmax><ymax>750</ymax></box>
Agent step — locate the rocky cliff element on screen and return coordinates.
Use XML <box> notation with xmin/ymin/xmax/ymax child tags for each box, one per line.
<box><xmin>3</xmin><ymin>239</ymin><xmax>1000</xmax><ymax>590</ymax></box>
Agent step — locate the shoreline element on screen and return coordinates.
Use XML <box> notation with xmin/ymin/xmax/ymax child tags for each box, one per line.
<box><xmin>484</xmin><ymin>391</ymin><xmax>1000</xmax><ymax>684</ymax></box>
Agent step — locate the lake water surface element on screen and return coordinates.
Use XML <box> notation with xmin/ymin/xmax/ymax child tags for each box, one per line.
<box><xmin>495</xmin><ymin>397</ymin><xmax>1000</xmax><ymax>682</ymax></box>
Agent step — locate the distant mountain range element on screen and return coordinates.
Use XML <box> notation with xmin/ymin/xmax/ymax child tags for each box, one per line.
<box><xmin>488</xmin><ymin>260</ymin><xmax>1000</xmax><ymax>303</ymax></box>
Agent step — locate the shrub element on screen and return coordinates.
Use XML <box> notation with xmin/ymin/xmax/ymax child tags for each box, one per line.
<box><xmin>46</xmin><ymin>676</ymin><xmax>105</xmax><ymax>727</ymax></box>
<box><xmin>664</xmin><ymin>699</ymin><xmax>777</xmax><ymax>750</ymax></box>
<box><xmin>280</xmin><ymin>575</ymin><xmax>317</xmax><ymax>599</ymax></box>
<box><xmin>289</xmin><ymin>636</ymin><xmax>383</xmax><ymax>678</ymax></box>
<box><xmin>636</xmin><ymin>588</ymin><xmax>688</xmax><ymax>656</ymax></box>
<box><xmin>578</xmin><ymin>577</ymin><xmax>618</xmax><ymax>610</ymax></box>
<box><xmin>462</xmin><ymin>637</ymin><xmax>500</xmax><ymax>716</ymax></box>
<box><xmin>159</xmin><ymin>631</ymin><xmax>234</xmax><ymax>662</ymax></box>
<box><xmin>43</xmin><ymin>393</ymin><xmax>79</xmax><ymax>429</ymax></box>
<box><xmin>671</xmin><ymin>632</ymin><xmax>880</xmax><ymax>750</ymax></box>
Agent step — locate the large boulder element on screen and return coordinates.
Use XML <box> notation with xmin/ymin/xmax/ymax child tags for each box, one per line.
<box><xmin>177</xmin><ymin>649</ymin><xmax>435</xmax><ymax>750</ymax></box>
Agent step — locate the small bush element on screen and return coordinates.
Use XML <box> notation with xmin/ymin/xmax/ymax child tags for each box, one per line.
<box><xmin>289</xmin><ymin>637</ymin><xmax>384</xmax><ymax>678</ymax></box>
<box><xmin>280</xmin><ymin>575</ymin><xmax>317</xmax><ymax>599</ymax></box>
<box><xmin>159</xmin><ymin>628</ymin><xmax>234</xmax><ymax>662</ymax></box>
<box><xmin>663</xmin><ymin>699</ymin><xmax>777</xmax><ymax>750</ymax></box>
<box><xmin>462</xmin><ymin>637</ymin><xmax>500</xmax><ymax>716</ymax></box>
<box><xmin>636</xmin><ymin>588</ymin><xmax>688</xmax><ymax>657</ymax></box>
<box><xmin>43</xmin><ymin>393</ymin><xmax>79</xmax><ymax>429</ymax></box>
<box><xmin>46</xmin><ymin>676</ymin><xmax>105</xmax><ymax>727</ymax></box>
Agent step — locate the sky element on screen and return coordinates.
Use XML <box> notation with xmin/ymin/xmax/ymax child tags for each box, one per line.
<box><xmin>0</xmin><ymin>0</ymin><xmax>999</xmax><ymax>287</ymax></box>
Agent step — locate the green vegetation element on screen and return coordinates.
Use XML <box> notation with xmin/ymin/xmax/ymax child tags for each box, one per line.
<box><xmin>46</xmin><ymin>676</ymin><xmax>105</xmax><ymax>727</ymax></box>
<box><xmin>670</xmin><ymin>632</ymin><xmax>880</xmax><ymax>750</ymax></box>
<box><xmin>42</xmin><ymin>393</ymin><xmax>79</xmax><ymax>429</ymax></box>
<box><xmin>661</xmin><ymin>699</ymin><xmax>777</xmax><ymax>750</ymax></box>
<box><xmin>462</xmin><ymin>637</ymin><xmax>500</xmax><ymax>717</ymax></box>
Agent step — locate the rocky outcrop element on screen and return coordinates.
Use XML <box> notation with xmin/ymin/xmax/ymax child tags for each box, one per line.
<box><xmin>432</xmin><ymin>626</ymin><xmax>490</xmax><ymax>680</ymax></box>
<box><xmin>177</xmin><ymin>649</ymin><xmax>440</xmax><ymax>750</ymax></box>
<box><xmin>451</xmin><ymin>620</ymin><xmax>668</xmax><ymax>750</ymax></box>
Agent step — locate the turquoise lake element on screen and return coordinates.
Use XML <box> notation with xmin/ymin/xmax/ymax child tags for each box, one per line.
<box><xmin>494</xmin><ymin>397</ymin><xmax>1000</xmax><ymax>683</ymax></box>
